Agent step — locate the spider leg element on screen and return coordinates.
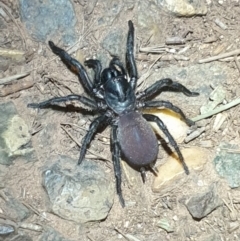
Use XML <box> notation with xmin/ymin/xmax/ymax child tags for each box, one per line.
<box><xmin>140</xmin><ymin>100</ymin><xmax>194</xmax><ymax>126</ymax></box>
<box><xmin>78</xmin><ymin>115</ymin><xmax>108</xmax><ymax>165</ymax></box>
<box><xmin>143</xmin><ymin>113</ymin><xmax>189</xmax><ymax>175</ymax></box>
<box><xmin>84</xmin><ymin>59</ymin><xmax>102</xmax><ymax>87</ymax></box>
<box><xmin>27</xmin><ymin>94</ymin><xmax>97</xmax><ymax>110</ymax></box>
<box><xmin>111</xmin><ymin>125</ymin><xmax>125</xmax><ymax>207</ymax></box>
<box><xmin>137</xmin><ymin>78</ymin><xmax>199</xmax><ymax>100</ymax></box>
<box><xmin>49</xmin><ymin>41</ymin><xmax>94</xmax><ymax>97</ymax></box>
<box><xmin>126</xmin><ymin>20</ymin><xmax>138</xmax><ymax>91</ymax></box>
<box><xmin>84</xmin><ymin>59</ymin><xmax>104</xmax><ymax>99</ymax></box>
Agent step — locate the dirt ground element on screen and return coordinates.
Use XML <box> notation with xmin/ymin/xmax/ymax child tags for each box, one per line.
<box><xmin>1</xmin><ymin>0</ymin><xmax>240</xmax><ymax>240</ymax></box>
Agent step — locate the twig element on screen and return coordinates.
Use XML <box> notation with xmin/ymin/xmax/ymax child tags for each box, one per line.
<box><xmin>0</xmin><ymin>72</ymin><xmax>30</xmax><ymax>85</ymax></box>
<box><xmin>198</xmin><ymin>49</ymin><xmax>240</xmax><ymax>63</ymax></box>
<box><xmin>139</xmin><ymin>45</ymin><xmax>166</xmax><ymax>54</ymax></box>
<box><xmin>0</xmin><ymin>79</ymin><xmax>34</xmax><ymax>97</ymax></box>
<box><xmin>191</xmin><ymin>97</ymin><xmax>240</xmax><ymax>122</ymax></box>
<box><xmin>234</xmin><ymin>55</ymin><xmax>240</xmax><ymax>74</ymax></box>
<box><xmin>22</xmin><ymin>201</ymin><xmax>50</xmax><ymax>221</ymax></box>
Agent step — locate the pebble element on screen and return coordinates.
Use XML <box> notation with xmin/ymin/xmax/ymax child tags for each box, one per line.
<box><xmin>213</xmin><ymin>143</ymin><xmax>240</xmax><ymax>188</ymax></box>
<box><xmin>0</xmin><ymin>101</ymin><xmax>35</xmax><ymax>165</ymax></box>
<box><xmin>152</xmin><ymin>147</ymin><xmax>209</xmax><ymax>192</ymax></box>
<box><xmin>42</xmin><ymin>156</ymin><xmax>114</xmax><ymax>223</ymax></box>
<box><xmin>184</xmin><ymin>185</ymin><xmax>223</xmax><ymax>219</ymax></box>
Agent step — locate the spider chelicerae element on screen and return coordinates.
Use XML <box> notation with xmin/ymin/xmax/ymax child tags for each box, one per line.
<box><xmin>28</xmin><ymin>20</ymin><xmax>199</xmax><ymax>207</ymax></box>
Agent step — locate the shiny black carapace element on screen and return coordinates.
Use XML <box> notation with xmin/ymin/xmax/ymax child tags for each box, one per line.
<box><xmin>28</xmin><ymin>21</ymin><xmax>199</xmax><ymax>207</ymax></box>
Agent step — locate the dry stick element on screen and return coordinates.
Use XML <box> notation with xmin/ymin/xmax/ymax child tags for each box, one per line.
<box><xmin>198</xmin><ymin>49</ymin><xmax>240</xmax><ymax>63</ymax></box>
<box><xmin>234</xmin><ymin>55</ymin><xmax>240</xmax><ymax>73</ymax></box>
<box><xmin>191</xmin><ymin>98</ymin><xmax>240</xmax><ymax>122</ymax></box>
<box><xmin>0</xmin><ymin>72</ymin><xmax>30</xmax><ymax>85</ymax></box>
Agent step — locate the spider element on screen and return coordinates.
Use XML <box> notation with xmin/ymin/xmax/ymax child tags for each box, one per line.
<box><xmin>28</xmin><ymin>20</ymin><xmax>199</xmax><ymax>207</ymax></box>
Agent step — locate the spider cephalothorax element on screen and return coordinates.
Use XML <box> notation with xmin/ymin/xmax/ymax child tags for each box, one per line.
<box><xmin>28</xmin><ymin>21</ymin><xmax>199</xmax><ymax>207</ymax></box>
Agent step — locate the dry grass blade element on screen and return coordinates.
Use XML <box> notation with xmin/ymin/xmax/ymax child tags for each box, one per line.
<box><xmin>0</xmin><ymin>72</ymin><xmax>30</xmax><ymax>85</ymax></box>
<box><xmin>139</xmin><ymin>45</ymin><xmax>166</xmax><ymax>54</ymax></box>
<box><xmin>198</xmin><ymin>49</ymin><xmax>240</xmax><ymax>63</ymax></box>
<box><xmin>191</xmin><ymin>98</ymin><xmax>240</xmax><ymax>122</ymax></box>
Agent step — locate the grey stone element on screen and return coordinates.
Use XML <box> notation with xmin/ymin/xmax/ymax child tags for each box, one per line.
<box><xmin>213</xmin><ymin>143</ymin><xmax>240</xmax><ymax>188</ymax></box>
<box><xmin>184</xmin><ymin>186</ymin><xmax>223</xmax><ymax>219</ymax></box>
<box><xmin>0</xmin><ymin>102</ymin><xmax>35</xmax><ymax>165</ymax></box>
<box><xmin>0</xmin><ymin>189</ymin><xmax>31</xmax><ymax>222</ymax></box>
<box><xmin>19</xmin><ymin>0</ymin><xmax>77</xmax><ymax>45</ymax></box>
<box><xmin>42</xmin><ymin>156</ymin><xmax>114</xmax><ymax>223</ymax></box>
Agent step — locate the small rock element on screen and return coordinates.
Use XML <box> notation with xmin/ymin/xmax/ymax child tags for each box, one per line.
<box><xmin>213</xmin><ymin>143</ymin><xmax>240</xmax><ymax>188</ymax></box>
<box><xmin>152</xmin><ymin>147</ymin><xmax>209</xmax><ymax>192</ymax></box>
<box><xmin>200</xmin><ymin>85</ymin><xmax>226</xmax><ymax>114</ymax></box>
<box><xmin>42</xmin><ymin>156</ymin><xmax>114</xmax><ymax>223</ymax></box>
<box><xmin>0</xmin><ymin>102</ymin><xmax>35</xmax><ymax>165</ymax></box>
<box><xmin>156</xmin><ymin>0</ymin><xmax>208</xmax><ymax>16</ymax></box>
<box><xmin>19</xmin><ymin>0</ymin><xmax>77</xmax><ymax>45</ymax></box>
<box><xmin>0</xmin><ymin>224</ymin><xmax>15</xmax><ymax>236</ymax></box>
<box><xmin>184</xmin><ymin>185</ymin><xmax>223</xmax><ymax>219</ymax></box>
<box><xmin>0</xmin><ymin>189</ymin><xmax>31</xmax><ymax>222</ymax></box>
<box><xmin>157</xmin><ymin>218</ymin><xmax>174</xmax><ymax>233</ymax></box>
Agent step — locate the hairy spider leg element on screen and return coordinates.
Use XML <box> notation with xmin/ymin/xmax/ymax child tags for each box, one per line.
<box><xmin>126</xmin><ymin>20</ymin><xmax>138</xmax><ymax>91</ymax></box>
<box><xmin>143</xmin><ymin>114</ymin><xmax>190</xmax><ymax>175</ymax></box>
<box><xmin>84</xmin><ymin>59</ymin><xmax>102</xmax><ymax>87</ymax></box>
<box><xmin>78</xmin><ymin>115</ymin><xmax>109</xmax><ymax>165</ymax></box>
<box><xmin>141</xmin><ymin>100</ymin><xmax>194</xmax><ymax>126</ymax></box>
<box><xmin>49</xmin><ymin>41</ymin><xmax>94</xmax><ymax>97</ymax></box>
<box><xmin>27</xmin><ymin>94</ymin><xmax>97</xmax><ymax>109</ymax></box>
<box><xmin>111</xmin><ymin>125</ymin><xmax>125</xmax><ymax>207</ymax></box>
<box><xmin>136</xmin><ymin>78</ymin><xmax>199</xmax><ymax>100</ymax></box>
<box><xmin>84</xmin><ymin>59</ymin><xmax>105</xmax><ymax>99</ymax></box>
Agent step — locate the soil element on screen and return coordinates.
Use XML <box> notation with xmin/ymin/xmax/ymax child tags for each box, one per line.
<box><xmin>1</xmin><ymin>1</ymin><xmax>240</xmax><ymax>240</ymax></box>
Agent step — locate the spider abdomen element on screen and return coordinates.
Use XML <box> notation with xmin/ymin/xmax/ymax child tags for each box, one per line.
<box><xmin>118</xmin><ymin>112</ymin><xmax>158</xmax><ymax>167</ymax></box>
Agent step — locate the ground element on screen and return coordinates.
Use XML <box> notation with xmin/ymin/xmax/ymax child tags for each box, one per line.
<box><xmin>1</xmin><ymin>0</ymin><xmax>240</xmax><ymax>240</ymax></box>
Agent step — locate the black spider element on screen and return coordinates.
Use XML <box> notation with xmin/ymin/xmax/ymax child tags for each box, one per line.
<box><xmin>28</xmin><ymin>21</ymin><xmax>199</xmax><ymax>207</ymax></box>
